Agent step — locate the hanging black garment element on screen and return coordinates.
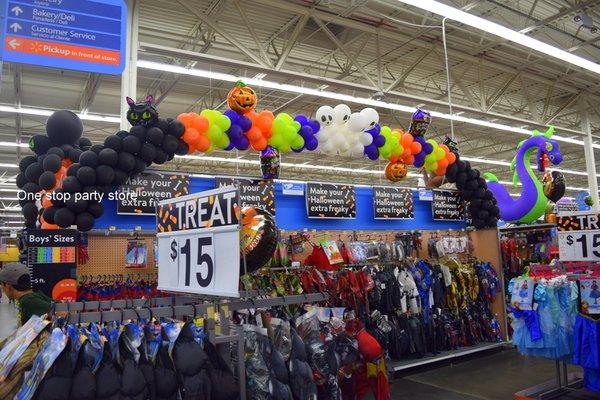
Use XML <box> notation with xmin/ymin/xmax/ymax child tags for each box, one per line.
<box><xmin>154</xmin><ymin>344</ymin><xmax>179</xmax><ymax>400</ymax></box>
<box><xmin>69</xmin><ymin>340</ymin><xmax>97</xmax><ymax>400</ymax></box>
<box><xmin>204</xmin><ymin>339</ymin><xmax>240</xmax><ymax>400</ymax></box>
<box><xmin>266</xmin><ymin>336</ymin><xmax>293</xmax><ymax>400</ymax></box>
<box><xmin>95</xmin><ymin>343</ymin><xmax>122</xmax><ymax>400</ymax></box>
<box><xmin>173</xmin><ymin>322</ymin><xmax>211</xmax><ymax>399</ymax></box>
<box><xmin>34</xmin><ymin>342</ymin><xmax>73</xmax><ymax>400</ymax></box>
<box><xmin>288</xmin><ymin>328</ymin><xmax>317</xmax><ymax>400</ymax></box>
<box><xmin>119</xmin><ymin>324</ymin><xmax>149</xmax><ymax>400</ymax></box>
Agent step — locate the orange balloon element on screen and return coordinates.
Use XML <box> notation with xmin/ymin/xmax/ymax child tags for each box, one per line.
<box><xmin>389</xmin><ymin>155</ymin><xmax>399</xmax><ymax>163</ymax></box>
<box><xmin>182</xmin><ymin>128</ymin><xmax>201</xmax><ymax>146</ymax></box>
<box><xmin>435</xmin><ymin>167</ymin><xmax>447</xmax><ymax>176</ymax></box>
<box><xmin>439</xmin><ymin>144</ymin><xmax>450</xmax><ymax>153</ymax></box>
<box><xmin>251</xmin><ymin>137</ymin><xmax>268</xmax><ymax>151</ymax></box>
<box><xmin>256</xmin><ymin>116</ymin><xmax>272</xmax><ymax>134</ymax></box>
<box><xmin>177</xmin><ymin>112</ymin><xmax>194</xmax><ymax>127</ymax></box>
<box><xmin>245</xmin><ymin>110</ymin><xmax>258</xmax><ymax>122</ymax></box>
<box><xmin>446</xmin><ymin>152</ymin><xmax>457</xmax><ymax>164</ymax></box>
<box><xmin>41</xmin><ymin>219</ymin><xmax>59</xmax><ymax>230</ymax></box>
<box><xmin>42</xmin><ymin>195</ymin><xmax>52</xmax><ymax>209</ymax></box>
<box><xmin>401</xmin><ymin>133</ymin><xmax>413</xmax><ymax>148</ymax></box>
<box><xmin>405</xmin><ymin>155</ymin><xmax>415</xmax><ymax>165</ymax></box>
<box><xmin>246</xmin><ymin>126</ymin><xmax>262</xmax><ymax>141</ymax></box>
<box><xmin>411</xmin><ymin>142</ymin><xmax>422</xmax><ymax>154</ymax></box>
<box><xmin>438</xmin><ymin>158</ymin><xmax>449</xmax><ymax>169</ymax></box>
<box><xmin>192</xmin><ymin>114</ymin><xmax>209</xmax><ymax>133</ymax></box>
<box><xmin>259</xmin><ymin>110</ymin><xmax>275</xmax><ymax>121</ymax></box>
<box><xmin>196</xmin><ymin>136</ymin><xmax>211</xmax><ymax>152</ymax></box>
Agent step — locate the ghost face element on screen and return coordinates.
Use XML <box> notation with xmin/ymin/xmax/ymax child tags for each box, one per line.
<box><xmin>333</xmin><ymin>104</ymin><xmax>351</xmax><ymax>125</ymax></box>
<box><xmin>316</xmin><ymin>106</ymin><xmax>334</xmax><ymax>126</ymax></box>
<box><xmin>360</xmin><ymin>108</ymin><xmax>379</xmax><ymax>129</ymax></box>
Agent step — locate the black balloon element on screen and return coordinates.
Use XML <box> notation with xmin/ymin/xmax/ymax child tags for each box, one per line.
<box><xmin>62</xmin><ymin>176</ymin><xmax>82</xmax><ymax>193</ymax></box>
<box><xmin>133</xmin><ymin>157</ymin><xmax>146</xmax><ymax>174</ymax></box>
<box><xmin>25</xmin><ymin>217</ymin><xmax>37</xmax><ymax>228</ymax></box>
<box><xmin>116</xmin><ymin>130</ymin><xmax>129</xmax><ymax>139</ymax></box>
<box><xmin>122</xmin><ymin>135</ymin><xmax>141</xmax><ymax>154</ymax></box>
<box><xmin>162</xmin><ymin>135</ymin><xmax>179</xmax><ymax>154</ymax></box>
<box><xmin>466</xmin><ymin>179</ymin><xmax>478</xmax><ymax>191</ymax></box>
<box><xmin>46</xmin><ymin>110</ymin><xmax>83</xmax><ymax>145</ymax></box>
<box><xmin>77</xmin><ymin>166</ymin><xmax>96</xmax><ymax>186</ymax></box>
<box><xmin>155</xmin><ymin>118</ymin><xmax>169</xmax><ymax>133</ymax></box>
<box><xmin>154</xmin><ymin>149</ymin><xmax>168</xmax><ymax>164</ymax></box>
<box><xmin>22</xmin><ymin>202</ymin><xmax>38</xmax><ymax>219</ymax></box>
<box><xmin>98</xmin><ymin>148</ymin><xmax>118</xmax><ymax>167</ymax></box>
<box><xmin>456</xmin><ymin>161</ymin><xmax>466</xmax><ymax>172</ymax></box>
<box><xmin>118</xmin><ymin>152</ymin><xmax>135</xmax><ymax>172</ymax></box>
<box><xmin>51</xmin><ymin>188</ymin><xmax>67</xmax><ymax>206</ymax></box>
<box><xmin>168</xmin><ymin>120</ymin><xmax>185</xmax><ymax>138</ymax></box>
<box><xmin>43</xmin><ymin>206</ymin><xmax>59</xmax><ymax>224</ymax></box>
<box><xmin>16</xmin><ymin>173</ymin><xmax>27</xmax><ymax>189</ymax></box>
<box><xmin>129</xmin><ymin>126</ymin><xmax>146</xmax><ymax>142</ymax></box>
<box><xmin>76</xmin><ymin>212</ymin><xmax>95</xmax><ymax>231</ymax></box>
<box><xmin>96</xmin><ymin>165</ymin><xmax>115</xmax><ymax>185</ymax></box>
<box><xmin>79</xmin><ymin>150</ymin><xmax>99</xmax><ymax>168</ymax></box>
<box><xmin>87</xmin><ymin>202</ymin><xmax>104</xmax><ymax>218</ymax></box>
<box><xmin>54</xmin><ymin>207</ymin><xmax>75</xmax><ymax>228</ymax></box>
<box><xmin>146</xmin><ymin>127</ymin><xmax>164</xmax><ymax>146</ymax></box>
<box><xmin>38</xmin><ymin>171</ymin><xmax>56</xmax><ymax>190</ymax></box>
<box><xmin>79</xmin><ymin>137</ymin><xmax>92</xmax><ymax>148</ymax></box>
<box><xmin>66</xmin><ymin>198</ymin><xmax>88</xmax><ymax>214</ymax></box>
<box><xmin>29</xmin><ymin>135</ymin><xmax>52</xmax><ymax>155</ymax></box>
<box><xmin>46</xmin><ymin>147</ymin><xmax>65</xmax><ymax>159</ymax></box>
<box><xmin>67</xmin><ymin>163</ymin><xmax>81</xmax><ymax>177</ymax></box>
<box><xmin>240</xmin><ymin>207</ymin><xmax>278</xmax><ymax>274</ymax></box>
<box><xmin>69</xmin><ymin>148</ymin><xmax>83</xmax><ymax>163</ymax></box>
<box><xmin>138</xmin><ymin>143</ymin><xmax>156</xmax><ymax>163</ymax></box>
<box><xmin>23</xmin><ymin>182</ymin><xmax>40</xmax><ymax>194</ymax></box>
<box><xmin>104</xmin><ymin>135</ymin><xmax>123</xmax><ymax>152</ymax></box>
<box><xmin>42</xmin><ymin>154</ymin><xmax>62</xmax><ymax>172</ymax></box>
<box><xmin>113</xmin><ymin>169</ymin><xmax>129</xmax><ymax>186</ymax></box>
<box><xmin>19</xmin><ymin>155</ymin><xmax>37</xmax><ymax>172</ymax></box>
<box><xmin>60</xmin><ymin>144</ymin><xmax>74</xmax><ymax>154</ymax></box>
<box><xmin>90</xmin><ymin>144</ymin><xmax>104</xmax><ymax>154</ymax></box>
<box><xmin>175</xmin><ymin>141</ymin><xmax>189</xmax><ymax>156</ymax></box>
<box><xmin>25</xmin><ymin>163</ymin><xmax>44</xmax><ymax>183</ymax></box>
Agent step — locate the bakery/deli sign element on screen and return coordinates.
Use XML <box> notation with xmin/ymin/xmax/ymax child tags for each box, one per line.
<box><xmin>306</xmin><ymin>183</ymin><xmax>356</xmax><ymax>219</ymax></box>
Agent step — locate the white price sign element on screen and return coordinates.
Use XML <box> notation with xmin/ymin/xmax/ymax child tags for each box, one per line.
<box><xmin>558</xmin><ymin>213</ymin><xmax>600</xmax><ymax>262</ymax></box>
<box><xmin>156</xmin><ymin>186</ymin><xmax>241</xmax><ymax>297</ymax></box>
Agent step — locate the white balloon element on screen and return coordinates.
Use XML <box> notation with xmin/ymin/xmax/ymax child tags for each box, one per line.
<box><xmin>333</xmin><ymin>104</ymin><xmax>352</xmax><ymax>125</ymax></box>
<box><xmin>348</xmin><ymin>112</ymin><xmax>368</xmax><ymax>132</ymax></box>
<box><xmin>360</xmin><ymin>131</ymin><xmax>373</xmax><ymax>146</ymax></box>
<box><xmin>350</xmin><ymin>142</ymin><xmax>364</xmax><ymax>156</ymax></box>
<box><xmin>316</xmin><ymin>106</ymin><xmax>334</xmax><ymax>126</ymax></box>
<box><xmin>360</xmin><ymin>107</ymin><xmax>379</xmax><ymax>129</ymax></box>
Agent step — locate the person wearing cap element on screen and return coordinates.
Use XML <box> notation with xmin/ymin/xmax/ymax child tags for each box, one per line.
<box><xmin>0</xmin><ymin>262</ymin><xmax>51</xmax><ymax>325</ymax></box>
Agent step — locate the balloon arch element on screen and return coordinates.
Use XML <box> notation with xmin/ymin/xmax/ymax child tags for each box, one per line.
<box><xmin>17</xmin><ymin>81</ymin><xmax>508</xmax><ymax>232</ymax></box>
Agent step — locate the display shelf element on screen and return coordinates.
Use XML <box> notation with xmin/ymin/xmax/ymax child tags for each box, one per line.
<box><xmin>391</xmin><ymin>342</ymin><xmax>507</xmax><ymax>372</ymax></box>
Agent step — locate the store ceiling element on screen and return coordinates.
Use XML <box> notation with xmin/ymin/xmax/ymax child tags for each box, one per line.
<box><xmin>1</xmin><ymin>0</ymin><xmax>600</xmax><ymax>224</ymax></box>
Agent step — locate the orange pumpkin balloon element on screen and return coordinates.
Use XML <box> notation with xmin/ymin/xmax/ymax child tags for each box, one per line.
<box><xmin>227</xmin><ymin>81</ymin><xmax>257</xmax><ymax>114</ymax></box>
<box><xmin>384</xmin><ymin>161</ymin><xmax>408</xmax><ymax>182</ymax></box>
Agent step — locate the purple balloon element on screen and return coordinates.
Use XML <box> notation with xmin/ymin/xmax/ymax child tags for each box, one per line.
<box><xmin>224</xmin><ymin>109</ymin><xmax>240</xmax><ymax>124</ymax></box>
<box><xmin>423</xmin><ymin>143</ymin><xmax>434</xmax><ymax>154</ymax></box>
<box><xmin>236</xmin><ymin>136</ymin><xmax>250</xmax><ymax>150</ymax></box>
<box><xmin>308</xmin><ymin>120</ymin><xmax>321</xmax><ymax>134</ymax></box>
<box><xmin>228</xmin><ymin>124</ymin><xmax>243</xmax><ymax>141</ymax></box>
<box><xmin>292</xmin><ymin>147</ymin><xmax>303</xmax><ymax>153</ymax></box>
<box><xmin>366</xmin><ymin>149</ymin><xmax>379</xmax><ymax>160</ymax></box>
<box><xmin>305</xmin><ymin>137</ymin><xmax>318</xmax><ymax>151</ymax></box>
<box><xmin>367</xmin><ymin>124</ymin><xmax>381</xmax><ymax>135</ymax></box>
<box><xmin>294</xmin><ymin>115</ymin><xmax>309</xmax><ymax>125</ymax></box>
<box><xmin>300</xmin><ymin>125</ymin><xmax>313</xmax><ymax>138</ymax></box>
<box><xmin>225</xmin><ymin>142</ymin><xmax>235</xmax><ymax>151</ymax></box>
<box><xmin>413</xmin><ymin>158</ymin><xmax>425</xmax><ymax>168</ymax></box>
<box><xmin>237</xmin><ymin>115</ymin><xmax>252</xmax><ymax>132</ymax></box>
<box><xmin>374</xmin><ymin>135</ymin><xmax>385</xmax><ymax>147</ymax></box>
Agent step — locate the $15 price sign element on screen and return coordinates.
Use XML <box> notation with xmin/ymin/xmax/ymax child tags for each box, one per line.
<box><xmin>558</xmin><ymin>213</ymin><xmax>600</xmax><ymax>262</ymax></box>
<box><xmin>156</xmin><ymin>186</ymin><xmax>241</xmax><ymax>297</ymax></box>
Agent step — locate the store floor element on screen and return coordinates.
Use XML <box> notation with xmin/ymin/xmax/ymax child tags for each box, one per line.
<box><xmin>388</xmin><ymin>347</ymin><xmax>600</xmax><ymax>399</ymax></box>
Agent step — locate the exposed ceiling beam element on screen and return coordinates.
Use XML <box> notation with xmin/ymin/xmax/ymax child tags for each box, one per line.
<box><xmin>275</xmin><ymin>14</ymin><xmax>309</xmax><ymax>71</ymax></box>
<box><xmin>77</xmin><ymin>73</ymin><xmax>102</xmax><ymax>113</ymax></box>
<box><xmin>232</xmin><ymin>0</ymin><xmax>274</xmax><ymax>68</ymax></box>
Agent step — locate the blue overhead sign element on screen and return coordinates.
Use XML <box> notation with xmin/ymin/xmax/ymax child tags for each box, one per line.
<box><xmin>3</xmin><ymin>0</ymin><xmax>127</xmax><ymax>74</ymax></box>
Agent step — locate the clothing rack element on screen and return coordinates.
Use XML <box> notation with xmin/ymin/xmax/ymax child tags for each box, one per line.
<box><xmin>499</xmin><ymin>223</ymin><xmax>555</xmax><ymax>233</ymax></box>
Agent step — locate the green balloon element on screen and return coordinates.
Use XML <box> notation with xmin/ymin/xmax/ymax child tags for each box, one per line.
<box><xmin>284</xmin><ymin>126</ymin><xmax>296</xmax><ymax>140</ymax></box>
<box><xmin>291</xmin><ymin>135</ymin><xmax>305</xmax><ymax>150</ymax></box>
<box><xmin>218</xmin><ymin>115</ymin><xmax>231</xmax><ymax>131</ymax></box>
<box><xmin>207</xmin><ymin>125</ymin><xmax>220</xmax><ymax>142</ymax></box>
<box><xmin>435</xmin><ymin>148</ymin><xmax>445</xmax><ymax>159</ymax></box>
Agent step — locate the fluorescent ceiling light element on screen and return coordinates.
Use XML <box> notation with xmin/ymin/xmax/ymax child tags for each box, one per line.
<box><xmin>0</xmin><ymin>214</ymin><xmax>22</xmax><ymax>218</ymax></box>
<box><xmin>0</xmin><ymin>141</ymin><xmax>28</xmax><ymax>149</ymax></box>
<box><xmin>0</xmin><ymin>197</ymin><xmax>18</xmax><ymax>201</ymax></box>
<box><xmin>0</xmin><ymin>164</ymin><xmax>18</xmax><ymax>169</ymax></box>
<box><xmin>394</xmin><ymin>0</ymin><xmax>600</xmax><ymax>75</ymax></box>
<box><xmin>137</xmin><ymin>60</ymin><xmax>599</xmax><ymax>150</ymax></box>
<box><xmin>0</xmin><ymin>189</ymin><xmax>20</xmax><ymax>193</ymax></box>
<box><xmin>0</xmin><ymin>105</ymin><xmax>120</xmax><ymax>123</ymax></box>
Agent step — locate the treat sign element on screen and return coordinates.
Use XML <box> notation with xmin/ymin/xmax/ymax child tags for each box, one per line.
<box><xmin>558</xmin><ymin>212</ymin><xmax>600</xmax><ymax>261</ymax></box>
<box><xmin>3</xmin><ymin>0</ymin><xmax>127</xmax><ymax>74</ymax></box>
<box><xmin>156</xmin><ymin>186</ymin><xmax>241</xmax><ymax>297</ymax></box>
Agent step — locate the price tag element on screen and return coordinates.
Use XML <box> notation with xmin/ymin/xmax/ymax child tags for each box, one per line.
<box><xmin>156</xmin><ymin>186</ymin><xmax>241</xmax><ymax>297</ymax></box>
<box><xmin>557</xmin><ymin>213</ymin><xmax>600</xmax><ymax>262</ymax></box>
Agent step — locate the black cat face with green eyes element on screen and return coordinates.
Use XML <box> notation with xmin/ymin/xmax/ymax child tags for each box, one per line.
<box><xmin>126</xmin><ymin>95</ymin><xmax>158</xmax><ymax>127</ymax></box>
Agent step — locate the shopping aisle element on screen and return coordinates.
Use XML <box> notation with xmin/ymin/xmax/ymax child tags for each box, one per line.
<box><xmin>0</xmin><ymin>297</ymin><xmax>18</xmax><ymax>341</ymax></box>
<box><xmin>390</xmin><ymin>348</ymin><xmax>600</xmax><ymax>400</ymax></box>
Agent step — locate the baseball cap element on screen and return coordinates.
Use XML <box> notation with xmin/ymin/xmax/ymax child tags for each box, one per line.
<box><xmin>0</xmin><ymin>262</ymin><xmax>30</xmax><ymax>286</ymax></box>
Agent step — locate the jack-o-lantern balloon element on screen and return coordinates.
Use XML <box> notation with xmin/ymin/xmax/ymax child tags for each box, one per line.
<box><xmin>227</xmin><ymin>81</ymin><xmax>257</xmax><ymax>114</ymax></box>
<box><xmin>384</xmin><ymin>161</ymin><xmax>407</xmax><ymax>182</ymax></box>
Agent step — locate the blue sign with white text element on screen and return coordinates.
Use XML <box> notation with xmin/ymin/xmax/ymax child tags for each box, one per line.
<box><xmin>3</xmin><ymin>0</ymin><xmax>127</xmax><ymax>74</ymax></box>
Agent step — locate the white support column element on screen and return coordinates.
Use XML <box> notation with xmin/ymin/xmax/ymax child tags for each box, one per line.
<box><xmin>120</xmin><ymin>0</ymin><xmax>139</xmax><ymax>130</ymax></box>
<box><xmin>580</xmin><ymin>98</ymin><xmax>599</xmax><ymax>211</ymax></box>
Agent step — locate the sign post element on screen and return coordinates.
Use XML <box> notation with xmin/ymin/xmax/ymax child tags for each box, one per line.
<box><xmin>3</xmin><ymin>0</ymin><xmax>127</xmax><ymax>74</ymax></box>
<box><xmin>156</xmin><ymin>186</ymin><xmax>241</xmax><ymax>297</ymax></box>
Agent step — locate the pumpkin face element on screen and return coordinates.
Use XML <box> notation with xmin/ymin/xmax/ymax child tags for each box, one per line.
<box><xmin>385</xmin><ymin>161</ymin><xmax>407</xmax><ymax>182</ymax></box>
<box><xmin>227</xmin><ymin>81</ymin><xmax>257</xmax><ymax>113</ymax></box>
